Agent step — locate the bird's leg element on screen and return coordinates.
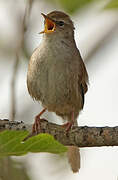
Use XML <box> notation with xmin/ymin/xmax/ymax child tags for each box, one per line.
<box><xmin>62</xmin><ymin>111</ymin><xmax>75</xmax><ymax>132</ymax></box>
<box><xmin>32</xmin><ymin>108</ymin><xmax>47</xmax><ymax>133</ymax></box>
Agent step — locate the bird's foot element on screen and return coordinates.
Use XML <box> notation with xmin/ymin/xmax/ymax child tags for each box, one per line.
<box><xmin>62</xmin><ymin>122</ymin><xmax>73</xmax><ymax>132</ymax></box>
<box><xmin>32</xmin><ymin>116</ymin><xmax>41</xmax><ymax>134</ymax></box>
<box><xmin>32</xmin><ymin>108</ymin><xmax>47</xmax><ymax>134</ymax></box>
<box><xmin>62</xmin><ymin>111</ymin><xmax>75</xmax><ymax>133</ymax></box>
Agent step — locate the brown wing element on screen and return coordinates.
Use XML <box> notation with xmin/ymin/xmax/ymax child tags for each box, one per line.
<box><xmin>78</xmin><ymin>54</ymin><xmax>89</xmax><ymax>108</ymax></box>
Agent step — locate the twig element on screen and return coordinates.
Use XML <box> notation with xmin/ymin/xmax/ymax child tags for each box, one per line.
<box><xmin>1</xmin><ymin>119</ymin><xmax>118</xmax><ymax>147</ymax></box>
<box><xmin>84</xmin><ymin>18</ymin><xmax>118</xmax><ymax>63</ymax></box>
<box><xmin>10</xmin><ymin>54</ymin><xmax>19</xmax><ymax>121</ymax></box>
<box><xmin>10</xmin><ymin>0</ymin><xmax>34</xmax><ymax>121</ymax></box>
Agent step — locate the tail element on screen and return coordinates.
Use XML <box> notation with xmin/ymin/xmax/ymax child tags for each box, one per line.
<box><xmin>67</xmin><ymin>115</ymin><xmax>80</xmax><ymax>172</ymax></box>
<box><xmin>67</xmin><ymin>146</ymin><xmax>80</xmax><ymax>173</ymax></box>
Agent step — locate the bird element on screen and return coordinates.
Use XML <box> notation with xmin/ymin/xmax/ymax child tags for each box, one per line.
<box><xmin>27</xmin><ymin>11</ymin><xmax>88</xmax><ymax>173</ymax></box>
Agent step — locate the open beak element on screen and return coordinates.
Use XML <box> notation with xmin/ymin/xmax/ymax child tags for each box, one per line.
<box><xmin>39</xmin><ymin>13</ymin><xmax>56</xmax><ymax>34</ymax></box>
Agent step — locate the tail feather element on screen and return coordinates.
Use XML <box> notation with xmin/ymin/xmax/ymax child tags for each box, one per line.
<box><xmin>67</xmin><ymin>146</ymin><xmax>80</xmax><ymax>173</ymax></box>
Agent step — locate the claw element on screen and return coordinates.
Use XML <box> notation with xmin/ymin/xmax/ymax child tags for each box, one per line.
<box><xmin>62</xmin><ymin>122</ymin><xmax>73</xmax><ymax>132</ymax></box>
<box><xmin>32</xmin><ymin>108</ymin><xmax>47</xmax><ymax>134</ymax></box>
<box><xmin>32</xmin><ymin>117</ymin><xmax>41</xmax><ymax>134</ymax></box>
<box><xmin>62</xmin><ymin>111</ymin><xmax>75</xmax><ymax>133</ymax></box>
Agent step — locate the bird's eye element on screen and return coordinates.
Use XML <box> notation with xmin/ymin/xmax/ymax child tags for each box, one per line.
<box><xmin>58</xmin><ymin>21</ymin><xmax>64</xmax><ymax>26</ymax></box>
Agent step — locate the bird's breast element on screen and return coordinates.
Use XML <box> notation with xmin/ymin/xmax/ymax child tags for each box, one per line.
<box><xmin>27</xmin><ymin>42</ymin><xmax>82</xmax><ymax>114</ymax></box>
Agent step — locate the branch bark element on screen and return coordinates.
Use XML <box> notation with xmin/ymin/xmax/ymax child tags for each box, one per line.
<box><xmin>0</xmin><ymin>119</ymin><xmax>118</xmax><ymax>148</ymax></box>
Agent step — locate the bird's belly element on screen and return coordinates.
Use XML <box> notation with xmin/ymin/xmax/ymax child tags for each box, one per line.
<box><xmin>35</xmin><ymin>60</ymin><xmax>81</xmax><ymax>115</ymax></box>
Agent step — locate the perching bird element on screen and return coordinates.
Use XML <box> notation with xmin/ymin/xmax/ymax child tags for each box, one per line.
<box><xmin>27</xmin><ymin>11</ymin><xmax>88</xmax><ymax>173</ymax></box>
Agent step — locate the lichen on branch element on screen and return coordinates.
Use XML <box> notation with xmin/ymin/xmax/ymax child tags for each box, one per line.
<box><xmin>0</xmin><ymin>119</ymin><xmax>118</xmax><ymax>147</ymax></box>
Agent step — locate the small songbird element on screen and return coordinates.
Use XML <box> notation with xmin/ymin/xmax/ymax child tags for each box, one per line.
<box><xmin>27</xmin><ymin>11</ymin><xmax>88</xmax><ymax>173</ymax></box>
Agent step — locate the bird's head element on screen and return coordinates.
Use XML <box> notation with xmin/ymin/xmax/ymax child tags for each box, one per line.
<box><xmin>40</xmin><ymin>11</ymin><xmax>75</xmax><ymax>39</ymax></box>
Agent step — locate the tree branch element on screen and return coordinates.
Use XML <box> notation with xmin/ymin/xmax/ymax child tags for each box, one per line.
<box><xmin>0</xmin><ymin>119</ymin><xmax>118</xmax><ymax>148</ymax></box>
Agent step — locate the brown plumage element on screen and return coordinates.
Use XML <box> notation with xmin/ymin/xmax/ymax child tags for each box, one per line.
<box><xmin>27</xmin><ymin>11</ymin><xmax>88</xmax><ymax>173</ymax></box>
